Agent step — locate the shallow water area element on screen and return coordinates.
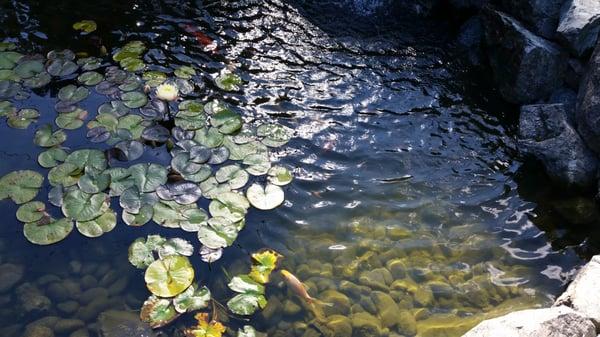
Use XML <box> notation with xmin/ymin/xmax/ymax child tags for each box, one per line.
<box><xmin>0</xmin><ymin>1</ymin><xmax>591</xmax><ymax>337</ymax></box>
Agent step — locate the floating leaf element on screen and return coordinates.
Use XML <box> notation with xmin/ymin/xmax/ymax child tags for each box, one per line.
<box><xmin>226</xmin><ymin>275</ymin><xmax>267</xmax><ymax>316</ymax></box>
<box><xmin>7</xmin><ymin>108</ymin><xmax>39</xmax><ymax>129</ymax></box>
<box><xmin>121</xmin><ymin>91</ymin><xmax>148</xmax><ymax>108</ymax></box>
<box><xmin>145</xmin><ymin>255</ymin><xmax>194</xmax><ymax>297</ymax></box>
<box><xmin>48</xmin><ymin>186</ymin><xmax>65</xmax><ymax>207</ymax></box>
<box><xmin>246</xmin><ymin>183</ymin><xmax>284</xmax><ymax>210</ymax></box>
<box><xmin>153</xmin><ymin>200</ymin><xmax>207</xmax><ymax>229</ymax></box>
<box><xmin>143</xmin><ymin>71</ymin><xmax>166</xmax><ymax>87</ymax></box>
<box><xmin>55</xmin><ymin>108</ymin><xmax>88</xmax><ymax>130</ymax></box>
<box><xmin>38</xmin><ymin>147</ymin><xmax>68</xmax><ymax>168</ymax></box>
<box><xmin>129</xmin><ymin>163</ymin><xmax>168</xmax><ymax>193</ymax></box>
<box><xmin>16</xmin><ymin>201</ymin><xmax>46</xmax><ymax>223</ymax></box>
<box><xmin>123</xmin><ymin>204</ymin><xmax>154</xmax><ymax>227</ymax></box>
<box><xmin>199</xmin><ymin>245</ymin><xmax>223</xmax><ymax>263</ymax></box>
<box><xmin>105</xmin><ymin>167</ymin><xmax>134</xmax><ymax>196</ymax></box>
<box><xmin>249</xmin><ymin>250</ymin><xmax>282</xmax><ymax>284</ymax></box>
<box><xmin>158</xmin><ymin>238</ymin><xmax>194</xmax><ymax>259</ymax></box>
<box><xmin>46</xmin><ymin>58</ymin><xmax>78</xmax><ymax>77</ymax></box>
<box><xmin>65</xmin><ymin>149</ymin><xmax>107</xmax><ymax>173</ymax></box>
<box><xmin>58</xmin><ymin>84</ymin><xmax>89</xmax><ymax>104</ymax></box>
<box><xmin>183</xmin><ymin>313</ymin><xmax>226</xmax><ymax>337</ymax></box>
<box><xmin>77</xmin><ymin>56</ymin><xmax>102</xmax><ymax>71</ymax></box>
<box><xmin>267</xmin><ymin>166</ymin><xmax>293</xmax><ymax>186</ymax></box>
<box><xmin>243</xmin><ymin>153</ymin><xmax>270</xmax><ymax>176</ymax></box>
<box><xmin>77</xmin><ymin>171</ymin><xmax>110</xmax><ymax>194</ymax></box>
<box><xmin>199</xmin><ymin>177</ymin><xmax>231</xmax><ymax>200</ymax></box>
<box><xmin>23</xmin><ymin>71</ymin><xmax>51</xmax><ymax>88</ymax></box>
<box><xmin>128</xmin><ymin>237</ymin><xmax>156</xmax><ymax>268</ymax></box>
<box><xmin>0</xmin><ymin>100</ymin><xmax>15</xmax><ymax>116</ymax></box>
<box><xmin>114</xmin><ymin>140</ymin><xmax>144</xmax><ymax>161</ymax></box>
<box><xmin>156</xmin><ymin>181</ymin><xmax>202</xmax><ymax>205</ymax></box>
<box><xmin>47</xmin><ymin>50</ymin><xmax>75</xmax><ymax>61</ymax></box>
<box><xmin>142</xmin><ymin>125</ymin><xmax>170</xmax><ymax>142</ymax></box>
<box><xmin>34</xmin><ymin>124</ymin><xmax>67</xmax><ymax>147</ymax></box>
<box><xmin>209</xmin><ymin>192</ymin><xmax>249</xmax><ymax>223</ymax></box>
<box><xmin>215</xmin><ymin>71</ymin><xmax>242</xmax><ymax>92</ymax></box>
<box><xmin>48</xmin><ymin>163</ymin><xmax>81</xmax><ymax>187</ymax></box>
<box><xmin>14</xmin><ymin>59</ymin><xmax>44</xmax><ymax>79</ymax></box>
<box><xmin>0</xmin><ymin>170</ymin><xmax>43</xmax><ymax>204</ymax></box>
<box><xmin>211</xmin><ymin>109</ymin><xmax>242</xmax><ymax>135</ymax></box>
<box><xmin>120</xmin><ymin>57</ymin><xmax>145</xmax><ymax>72</ymax></box>
<box><xmin>73</xmin><ymin>20</ymin><xmax>97</xmax><ymax>33</ymax></box>
<box><xmin>77</xmin><ymin>71</ymin><xmax>103</xmax><ymax>86</ymax></box>
<box><xmin>98</xmin><ymin>101</ymin><xmax>131</xmax><ymax>118</ymax></box>
<box><xmin>194</xmin><ymin>127</ymin><xmax>224</xmax><ymax>148</ymax></box>
<box><xmin>140</xmin><ymin>296</ymin><xmax>180</xmax><ymax>329</ymax></box>
<box><xmin>173</xmin><ymin>284</ymin><xmax>211</xmax><ymax>313</ymax></box>
<box><xmin>76</xmin><ymin>210</ymin><xmax>117</xmax><ymax>238</ymax></box>
<box><xmin>0</xmin><ymin>51</ymin><xmax>23</xmax><ymax>69</ymax></box>
<box><xmin>23</xmin><ymin>217</ymin><xmax>73</xmax><ymax>245</ymax></box>
<box><xmin>174</xmin><ymin>65</ymin><xmax>196</xmax><ymax>79</ymax></box>
<box><xmin>215</xmin><ymin>165</ymin><xmax>248</xmax><ymax>189</ymax></box>
<box><xmin>114</xmin><ymin>41</ymin><xmax>146</xmax><ymax>61</ymax></box>
<box><xmin>208</xmin><ymin>147</ymin><xmax>229</xmax><ymax>165</ymax></box>
<box><xmin>197</xmin><ymin>217</ymin><xmax>238</xmax><ymax>249</ymax></box>
<box><xmin>61</xmin><ymin>189</ymin><xmax>109</xmax><ymax>221</ymax></box>
<box><xmin>257</xmin><ymin>123</ymin><xmax>292</xmax><ymax>147</ymax></box>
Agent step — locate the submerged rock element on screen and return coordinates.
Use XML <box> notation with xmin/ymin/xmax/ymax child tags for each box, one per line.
<box><xmin>500</xmin><ymin>0</ymin><xmax>563</xmax><ymax>38</ymax></box>
<box><xmin>557</xmin><ymin>0</ymin><xmax>600</xmax><ymax>57</ymax></box>
<box><xmin>0</xmin><ymin>263</ymin><xmax>24</xmax><ymax>292</ymax></box>
<box><xmin>97</xmin><ymin>310</ymin><xmax>155</xmax><ymax>337</ymax></box>
<box><xmin>358</xmin><ymin>268</ymin><xmax>392</xmax><ymax>291</ymax></box>
<box><xmin>350</xmin><ymin>312</ymin><xmax>384</xmax><ymax>337</ymax></box>
<box><xmin>17</xmin><ymin>283</ymin><xmax>51</xmax><ymax>314</ymax></box>
<box><xmin>482</xmin><ymin>9</ymin><xmax>567</xmax><ymax>104</ymax></box>
<box><xmin>462</xmin><ymin>306</ymin><xmax>595</xmax><ymax>337</ymax></box>
<box><xmin>555</xmin><ymin>255</ymin><xmax>600</xmax><ymax>327</ymax></box>
<box><xmin>324</xmin><ymin>315</ymin><xmax>352</xmax><ymax>337</ymax></box>
<box><xmin>23</xmin><ymin>325</ymin><xmax>54</xmax><ymax>337</ymax></box>
<box><xmin>518</xmin><ymin>103</ymin><xmax>598</xmax><ymax>188</ymax></box>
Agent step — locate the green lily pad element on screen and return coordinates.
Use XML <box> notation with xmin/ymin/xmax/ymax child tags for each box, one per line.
<box><xmin>120</xmin><ymin>57</ymin><xmax>145</xmax><ymax>72</ymax></box>
<box><xmin>120</xmin><ymin>91</ymin><xmax>148</xmax><ymax>108</ymax></box>
<box><xmin>98</xmin><ymin>100</ymin><xmax>131</xmax><ymax>117</ymax></box>
<box><xmin>267</xmin><ymin>166</ymin><xmax>293</xmax><ymax>186</ymax></box>
<box><xmin>142</xmin><ymin>71</ymin><xmax>166</xmax><ymax>87</ymax></box>
<box><xmin>23</xmin><ymin>71</ymin><xmax>51</xmax><ymax>88</ymax></box>
<box><xmin>73</xmin><ymin>20</ymin><xmax>97</xmax><ymax>33</ymax></box>
<box><xmin>174</xmin><ymin>65</ymin><xmax>196</xmax><ymax>79</ymax></box>
<box><xmin>65</xmin><ymin>149</ymin><xmax>107</xmax><ymax>173</ymax></box>
<box><xmin>119</xmin><ymin>186</ymin><xmax>158</xmax><ymax>213</ymax></box>
<box><xmin>211</xmin><ymin>109</ymin><xmax>242</xmax><ymax>134</ymax></box>
<box><xmin>123</xmin><ymin>204</ymin><xmax>154</xmax><ymax>227</ymax></box>
<box><xmin>38</xmin><ymin>147</ymin><xmax>68</xmax><ymax>168</ymax></box>
<box><xmin>128</xmin><ymin>237</ymin><xmax>156</xmax><ymax>268</ymax></box>
<box><xmin>77</xmin><ymin>57</ymin><xmax>102</xmax><ymax>71</ymax></box>
<box><xmin>23</xmin><ymin>217</ymin><xmax>73</xmax><ymax>245</ymax></box>
<box><xmin>175</xmin><ymin>112</ymin><xmax>206</xmax><ymax>131</ymax></box>
<box><xmin>215</xmin><ymin>165</ymin><xmax>249</xmax><ymax>189</ymax></box>
<box><xmin>129</xmin><ymin>163</ymin><xmax>168</xmax><ymax>193</ymax></box>
<box><xmin>199</xmin><ymin>177</ymin><xmax>231</xmax><ymax>200</ymax></box>
<box><xmin>197</xmin><ymin>216</ymin><xmax>238</xmax><ymax>249</ymax></box>
<box><xmin>61</xmin><ymin>189</ymin><xmax>109</xmax><ymax>221</ymax></box>
<box><xmin>156</xmin><ymin>181</ymin><xmax>202</xmax><ymax>205</ymax></box>
<box><xmin>7</xmin><ymin>108</ymin><xmax>39</xmax><ymax>129</ymax></box>
<box><xmin>34</xmin><ymin>124</ymin><xmax>67</xmax><ymax>147</ymax></box>
<box><xmin>0</xmin><ymin>100</ymin><xmax>16</xmax><ymax>116</ymax></box>
<box><xmin>76</xmin><ymin>210</ymin><xmax>117</xmax><ymax>238</ymax></box>
<box><xmin>243</xmin><ymin>153</ymin><xmax>271</xmax><ymax>176</ymax></box>
<box><xmin>0</xmin><ymin>51</ymin><xmax>23</xmax><ymax>69</ymax></box>
<box><xmin>78</xmin><ymin>171</ymin><xmax>110</xmax><ymax>194</ymax></box>
<box><xmin>119</xmin><ymin>74</ymin><xmax>142</xmax><ymax>91</ymax></box>
<box><xmin>246</xmin><ymin>183</ymin><xmax>284</xmax><ymax>210</ymax></box>
<box><xmin>46</xmin><ymin>58</ymin><xmax>78</xmax><ymax>77</ymax></box>
<box><xmin>117</xmin><ymin>114</ymin><xmax>145</xmax><ymax>139</ymax></box>
<box><xmin>114</xmin><ymin>41</ymin><xmax>146</xmax><ymax>61</ymax></box>
<box><xmin>78</xmin><ymin>71</ymin><xmax>103</xmax><ymax>86</ymax></box>
<box><xmin>145</xmin><ymin>255</ymin><xmax>194</xmax><ymax>297</ymax></box>
<box><xmin>238</xmin><ymin>326</ymin><xmax>259</xmax><ymax>337</ymax></box>
<box><xmin>0</xmin><ymin>69</ymin><xmax>18</xmax><ymax>81</ymax></box>
<box><xmin>153</xmin><ymin>200</ymin><xmax>206</xmax><ymax>229</ymax></box>
<box><xmin>194</xmin><ymin>127</ymin><xmax>224</xmax><ymax>148</ymax></box>
<box><xmin>257</xmin><ymin>123</ymin><xmax>292</xmax><ymax>147</ymax></box>
<box><xmin>215</xmin><ymin>71</ymin><xmax>242</xmax><ymax>92</ymax></box>
<box><xmin>173</xmin><ymin>284</ymin><xmax>210</xmax><ymax>313</ymax></box>
<box><xmin>140</xmin><ymin>296</ymin><xmax>179</xmax><ymax>329</ymax></box>
<box><xmin>249</xmin><ymin>249</ymin><xmax>281</xmax><ymax>284</ymax></box>
<box><xmin>0</xmin><ymin>170</ymin><xmax>43</xmax><ymax>204</ymax></box>
<box><xmin>105</xmin><ymin>167</ymin><xmax>134</xmax><ymax>196</ymax></box>
<box><xmin>48</xmin><ymin>163</ymin><xmax>81</xmax><ymax>187</ymax></box>
<box><xmin>226</xmin><ymin>275</ymin><xmax>267</xmax><ymax>316</ymax></box>
<box><xmin>14</xmin><ymin>59</ymin><xmax>44</xmax><ymax>79</ymax></box>
<box><xmin>16</xmin><ymin>201</ymin><xmax>46</xmax><ymax>223</ymax></box>
<box><xmin>114</xmin><ymin>140</ymin><xmax>144</xmax><ymax>161</ymax></box>
<box><xmin>58</xmin><ymin>84</ymin><xmax>89</xmax><ymax>104</ymax></box>
<box><xmin>158</xmin><ymin>238</ymin><xmax>194</xmax><ymax>259</ymax></box>
<box><xmin>55</xmin><ymin>108</ymin><xmax>87</xmax><ymax>130</ymax></box>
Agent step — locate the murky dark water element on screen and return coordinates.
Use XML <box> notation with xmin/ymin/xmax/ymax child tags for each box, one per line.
<box><xmin>0</xmin><ymin>1</ymin><xmax>593</xmax><ymax>336</ymax></box>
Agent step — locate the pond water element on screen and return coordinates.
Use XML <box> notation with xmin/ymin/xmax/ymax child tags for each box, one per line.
<box><xmin>0</xmin><ymin>1</ymin><xmax>593</xmax><ymax>337</ymax></box>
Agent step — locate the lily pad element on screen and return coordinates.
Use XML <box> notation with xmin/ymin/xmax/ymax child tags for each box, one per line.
<box><xmin>174</xmin><ymin>65</ymin><xmax>196</xmax><ymax>79</ymax></box>
<box><xmin>142</xmin><ymin>125</ymin><xmax>170</xmax><ymax>143</ymax></box>
<box><xmin>267</xmin><ymin>166</ymin><xmax>293</xmax><ymax>186</ymax></box>
<box><xmin>173</xmin><ymin>284</ymin><xmax>210</xmax><ymax>313</ymax></box>
<box><xmin>140</xmin><ymin>296</ymin><xmax>179</xmax><ymax>329</ymax></box>
<box><xmin>77</xmin><ymin>171</ymin><xmax>110</xmax><ymax>194</ymax></box>
<box><xmin>243</xmin><ymin>153</ymin><xmax>270</xmax><ymax>176</ymax></box>
<box><xmin>0</xmin><ymin>170</ymin><xmax>43</xmax><ymax>204</ymax></box>
<box><xmin>38</xmin><ymin>147</ymin><xmax>68</xmax><ymax>168</ymax></box>
<box><xmin>61</xmin><ymin>189</ymin><xmax>109</xmax><ymax>221</ymax></box>
<box><xmin>114</xmin><ymin>140</ymin><xmax>144</xmax><ymax>161</ymax></box>
<box><xmin>0</xmin><ymin>51</ymin><xmax>23</xmax><ymax>69</ymax></box>
<box><xmin>55</xmin><ymin>108</ymin><xmax>88</xmax><ymax>130</ymax></box>
<box><xmin>119</xmin><ymin>186</ymin><xmax>158</xmax><ymax>213</ymax></box>
<box><xmin>16</xmin><ymin>201</ymin><xmax>46</xmax><ymax>223</ymax></box>
<box><xmin>7</xmin><ymin>108</ymin><xmax>39</xmax><ymax>129</ymax></box>
<box><xmin>215</xmin><ymin>165</ymin><xmax>248</xmax><ymax>190</ymax></box>
<box><xmin>120</xmin><ymin>57</ymin><xmax>145</xmax><ymax>72</ymax></box>
<box><xmin>156</xmin><ymin>181</ymin><xmax>202</xmax><ymax>205</ymax></box>
<box><xmin>145</xmin><ymin>255</ymin><xmax>194</xmax><ymax>297</ymax></box>
<box><xmin>23</xmin><ymin>71</ymin><xmax>51</xmax><ymax>88</ymax></box>
<box><xmin>199</xmin><ymin>245</ymin><xmax>223</xmax><ymax>263</ymax></box>
<box><xmin>199</xmin><ymin>177</ymin><xmax>231</xmax><ymax>200</ymax></box>
<box><xmin>98</xmin><ymin>101</ymin><xmax>131</xmax><ymax>117</ymax></box>
<box><xmin>194</xmin><ymin>127</ymin><xmax>224</xmax><ymax>148</ymax></box>
<box><xmin>215</xmin><ymin>71</ymin><xmax>242</xmax><ymax>92</ymax></box>
<box><xmin>0</xmin><ymin>100</ymin><xmax>15</xmax><ymax>116</ymax></box>
<box><xmin>129</xmin><ymin>163</ymin><xmax>168</xmax><ymax>193</ymax></box>
<box><xmin>23</xmin><ymin>217</ymin><xmax>73</xmax><ymax>245</ymax></box>
<box><xmin>14</xmin><ymin>59</ymin><xmax>44</xmax><ymax>79</ymax></box>
<box><xmin>257</xmin><ymin>123</ymin><xmax>292</xmax><ymax>147</ymax></box>
<box><xmin>73</xmin><ymin>20</ymin><xmax>97</xmax><ymax>33</ymax></box>
<box><xmin>78</xmin><ymin>71</ymin><xmax>103</xmax><ymax>86</ymax></box>
<box><xmin>48</xmin><ymin>163</ymin><xmax>81</xmax><ymax>187</ymax></box>
<box><xmin>123</xmin><ymin>204</ymin><xmax>154</xmax><ymax>227</ymax></box>
<box><xmin>58</xmin><ymin>84</ymin><xmax>89</xmax><ymax>104</ymax></box>
<box><xmin>249</xmin><ymin>249</ymin><xmax>281</xmax><ymax>284</ymax></box>
<box><xmin>226</xmin><ymin>275</ymin><xmax>267</xmax><ymax>316</ymax></box>
<box><xmin>65</xmin><ymin>149</ymin><xmax>107</xmax><ymax>173</ymax></box>
<box><xmin>121</xmin><ymin>91</ymin><xmax>148</xmax><ymax>109</ymax></box>
<box><xmin>128</xmin><ymin>237</ymin><xmax>156</xmax><ymax>268</ymax></box>
<box><xmin>246</xmin><ymin>183</ymin><xmax>284</xmax><ymax>210</ymax></box>
<box><xmin>78</xmin><ymin>57</ymin><xmax>102</xmax><ymax>71</ymax></box>
<box><xmin>183</xmin><ymin>313</ymin><xmax>226</xmax><ymax>337</ymax></box>
<box><xmin>158</xmin><ymin>238</ymin><xmax>194</xmax><ymax>259</ymax></box>
<box><xmin>76</xmin><ymin>210</ymin><xmax>117</xmax><ymax>238</ymax></box>
<box><xmin>153</xmin><ymin>200</ymin><xmax>207</xmax><ymax>229</ymax></box>
<box><xmin>142</xmin><ymin>71</ymin><xmax>166</xmax><ymax>87</ymax></box>
<box><xmin>46</xmin><ymin>58</ymin><xmax>78</xmax><ymax>77</ymax></box>
<box><xmin>34</xmin><ymin>124</ymin><xmax>67</xmax><ymax>147</ymax></box>
<box><xmin>197</xmin><ymin>216</ymin><xmax>238</xmax><ymax>249</ymax></box>
<box><xmin>211</xmin><ymin>109</ymin><xmax>242</xmax><ymax>134</ymax></box>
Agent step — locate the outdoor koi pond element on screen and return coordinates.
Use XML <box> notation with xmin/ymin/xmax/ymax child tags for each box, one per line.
<box><xmin>0</xmin><ymin>1</ymin><xmax>594</xmax><ymax>337</ymax></box>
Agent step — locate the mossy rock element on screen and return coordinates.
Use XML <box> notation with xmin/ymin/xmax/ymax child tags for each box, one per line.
<box><xmin>385</xmin><ymin>259</ymin><xmax>407</xmax><ymax>279</ymax></box>
<box><xmin>350</xmin><ymin>312</ymin><xmax>384</xmax><ymax>337</ymax></box>
<box><xmin>321</xmin><ymin>290</ymin><xmax>351</xmax><ymax>316</ymax></box>
<box><xmin>371</xmin><ymin>291</ymin><xmax>402</xmax><ymax>328</ymax></box>
<box><xmin>358</xmin><ymin>268</ymin><xmax>392</xmax><ymax>291</ymax></box>
<box><xmin>325</xmin><ymin>315</ymin><xmax>352</xmax><ymax>337</ymax></box>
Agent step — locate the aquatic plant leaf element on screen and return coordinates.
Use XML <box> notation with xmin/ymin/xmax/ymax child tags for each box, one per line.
<box><xmin>128</xmin><ymin>237</ymin><xmax>155</xmax><ymax>268</ymax></box>
<box><xmin>140</xmin><ymin>296</ymin><xmax>180</xmax><ymax>329</ymax></box>
<box><xmin>38</xmin><ymin>147</ymin><xmax>67</xmax><ymax>168</ymax></box>
<box><xmin>121</xmin><ymin>91</ymin><xmax>148</xmax><ymax>108</ymax></box>
<box><xmin>77</xmin><ymin>71</ymin><xmax>103</xmax><ymax>86</ymax></box>
<box><xmin>34</xmin><ymin>124</ymin><xmax>67</xmax><ymax>147</ymax></box>
<box><xmin>156</xmin><ymin>181</ymin><xmax>202</xmax><ymax>205</ymax></box>
<box><xmin>120</xmin><ymin>57</ymin><xmax>145</xmax><ymax>72</ymax></box>
<box><xmin>77</xmin><ymin>171</ymin><xmax>110</xmax><ymax>194</ymax></box>
<box><xmin>197</xmin><ymin>217</ymin><xmax>238</xmax><ymax>249</ymax></box>
<box><xmin>257</xmin><ymin>123</ymin><xmax>292</xmax><ymax>147</ymax></box>
<box><xmin>172</xmin><ymin>153</ymin><xmax>203</xmax><ymax>175</ymax></box>
<box><xmin>65</xmin><ymin>149</ymin><xmax>107</xmax><ymax>173</ymax></box>
<box><xmin>0</xmin><ymin>51</ymin><xmax>23</xmax><ymax>69</ymax></box>
<box><xmin>14</xmin><ymin>59</ymin><xmax>43</xmax><ymax>79</ymax></box>
<box><xmin>0</xmin><ymin>69</ymin><xmax>18</xmax><ymax>81</ymax></box>
<box><xmin>55</xmin><ymin>108</ymin><xmax>88</xmax><ymax>130</ymax></box>
<box><xmin>48</xmin><ymin>162</ymin><xmax>81</xmax><ymax>187</ymax></box>
<box><xmin>145</xmin><ymin>255</ymin><xmax>194</xmax><ymax>297</ymax></box>
<box><xmin>215</xmin><ymin>71</ymin><xmax>242</xmax><ymax>92</ymax></box>
<box><xmin>98</xmin><ymin>100</ymin><xmax>131</xmax><ymax>117</ymax></box>
<box><xmin>226</xmin><ymin>293</ymin><xmax>267</xmax><ymax>316</ymax></box>
<box><xmin>199</xmin><ymin>177</ymin><xmax>231</xmax><ymax>200</ymax></box>
<box><xmin>199</xmin><ymin>245</ymin><xmax>222</xmax><ymax>263</ymax></box>
<box><xmin>229</xmin><ymin>275</ymin><xmax>265</xmax><ymax>294</ymax></box>
<box><xmin>47</xmin><ymin>50</ymin><xmax>75</xmax><ymax>61</ymax></box>
<box><xmin>16</xmin><ymin>201</ymin><xmax>46</xmax><ymax>223</ymax></box>
<box><xmin>179</xmin><ymin>208</ymin><xmax>209</xmax><ymax>232</ymax></box>
<box><xmin>207</xmin><ymin>147</ymin><xmax>229</xmax><ymax>165</ymax></box>
<box><xmin>175</xmin><ymin>113</ymin><xmax>206</xmax><ymax>131</ymax></box>
<box><xmin>158</xmin><ymin>238</ymin><xmax>194</xmax><ymax>259</ymax></box>
<box><xmin>47</xmin><ymin>58</ymin><xmax>78</xmax><ymax>77</ymax></box>
<box><xmin>23</xmin><ymin>71</ymin><xmax>51</xmax><ymax>88</ymax></box>
<box><xmin>129</xmin><ymin>163</ymin><xmax>168</xmax><ymax>193</ymax></box>
<box><xmin>0</xmin><ymin>100</ymin><xmax>16</xmax><ymax>116</ymax></box>
<box><xmin>114</xmin><ymin>140</ymin><xmax>144</xmax><ymax>161</ymax></box>
<box><xmin>183</xmin><ymin>313</ymin><xmax>226</xmax><ymax>337</ymax></box>
<box><xmin>76</xmin><ymin>210</ymin><xmax>117</xmax><ymax>238</ymax></box>
<box><xmin>156</xmin><ymin>83</ymin><xmax>179</xmax><ymax>101</ymax></box>
<box><xmin>117</xmin><ymin>114</ymin><xmax>145</xmax><ymax>139</ymax></box>
<box><xmin>215</xmin><ymin>165</ymin><xmax>248</xmax><ymax>189</ymax></box>
<box><xmin>58</xmin><ymin>84</ymin><xmax>89</xmax><ymax>104</ymax></box>
<box><xmin>0</xmin><ymin>80</ymin><xmax>20</xmax><ymax>99</ymax></box>
<box><xmin>142</xmin><ymin>71</ymin><xmax>166</xmax><ymax>87</ymax></box>
<box><xmin>23</xmin><ymin>217</ymin><xmax>73</xmax><ymax>245</ymax></box>
<box><xmin>194</xmin><ymin>127</ymin><xmax>224</xmax><ymax>148</ymax></box>
<box><xmin>0</xmin><ymin>170</ymin><xmax>43</xmax><ymax>204</ymax></box>
<box><xmin>123</xmin><ymin>204</ymin><xmax>153</xmax><ymax>227</ymax></box>
<box><xmin>105</xmin><ymin>167</ymin><xmax>134</xmax><ymax>196</ymax></box>
<box><xmin>120</xmin><ymin>186</ymin><xmax>158</xmax><ymax>213</ymax></box>
<box><xmin>48</xmin><ymin>186</ymin><xmax>65</xmax><ymax>207</ymax></box>
<box><xmin>243</xmin><ymin>153</ymin><xmax>270</xmax><ymax>176</ymax></box>
<box><xmin>223</xmin><ymin>138</ymin><xmax>266</xmax><ymax>161</ymax></box>
<box><xmin>73</xmin><ymin>20</ymin><xmax>97</xmax><ymax>33</ymax></box>
<box><xmin>208</xmin><ymin>195</ymin><xmax>248</xmax><ymax>223</ymax></box>
<box><xmin>237</xmin><ymin>326</ymin><xmax>259</xmax><ymax>337</ymax></box>
<box><xmin>267</xmin><ymin>166</ymin><xmax>293</xmax><ymax>186</ymax></box>
<box><xmin>182</xmin><ymin>165</ymin><xmax>212</xmax><ymax>183</ymax></box>
<box><xmin>61</xmin><ymin>189</ymin><xmax>109</xmax><ymax>221</ymax></box>
<box><xmin>114</xmin><ymin>41</ymin><xmax>146</xmax><ymax>60</ymax></box>
<box><xmin>246</xmin><ymin>183</ymin><xmax>284</xmax><ymax>210</ymax></box>
<box><xmin>7</xmin><ymin>108</ymin><xmax>39</xmax><ymax>129</ymax></box>
<box><xmin>211</xmin><ymin>109</ymin><xmax>242</xmax><ymax>135</ymax></box>
<box><xmin>173</xmin><ymin>284</ymin><xmax>211</xmax><ymax>314</ymax></box>
<box><xmin>153</xmin><ymin>200</ymin><xmax>206</xmax><ymax>229</ymax></box>
<box><xmin>77</xmin><ymin>57</ymin><xmax>102</xmax><ymax>71</ymax></box>
<box><xmin>174</xmin><ymin>65</ymin><xmax>196</xmax><ymax>79</ymax></box>
<box><xmin>142</xmin><ymin>125</ymin><xmax>170</xmax><ymax>142</ymax></box>
<box><xmin>249</xmin><ymin>250</ymin><xmax>281</xmax><ymax>284</ymax></box>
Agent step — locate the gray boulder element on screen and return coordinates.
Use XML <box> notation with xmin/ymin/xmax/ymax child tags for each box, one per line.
<box><xmin>557</xmin><ymin>0</ymin><xmax>600</xmax><ymax>57</ymax></box>
<box><xmin>462</xmin><ymin>306</ymin><xmax>596</xmax><ymax>337</ymax></box>
<box><xmin>500</xmin><ymin>0</ymin><xmax>564</xmax><ymax>39</ymax></box>
<box><xmin>482</xmin><ymin>9</ymin><xmax>567</xmax><ymax>104</ymax></box>
<box><xmin>519</xmin><ymin>103</ymin><xmax>598</xmax><ymax>188</ymax></box>
<box><xmin>576</xmin><ymin>41</ymin><xmax>600</xmax><ymax>155</ymax></box>
<box><xmin>555</xmin><ymin>255</ymin><xmax>600</xmax><ymax>327</ymax></box>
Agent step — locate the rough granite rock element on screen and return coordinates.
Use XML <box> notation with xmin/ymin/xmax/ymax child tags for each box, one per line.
<box><xmin>462</xmin><ymin>306</ymin><xmax>596</xmax><ymax>337</ymax></box>
<box><xmin>555</xmin><ymin>255</ymin><xmax>600</xmax><ymax>327</ymax></box>
<box><xmin>576</xmin><ymin>41</ymin><xmax>600</xmax><ymax>155</ymax></box>
<box><xmin>557</xmin><ymin>0</ymin><xmax>600</xmax><ymax>57</ymax></box>
<box><xmin>500</xmin><ymin>0</ymin><xmax>564</xmax><ymax>39</ymax></box>
<box><xmin>482</xmin><ymin>9</ymin><xmax>567</xmax><ymax>104</ymax></box>
<box><xmin>519</xmin><ymin>103</ymin><xmax>598</xmax><ymax>188</ymax></box>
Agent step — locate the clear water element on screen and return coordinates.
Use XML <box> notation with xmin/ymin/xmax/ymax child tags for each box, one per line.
<box><xmin>0</xmin><ymin>1</ymin><xmax>592</xmax><ymax>336</ymax></box>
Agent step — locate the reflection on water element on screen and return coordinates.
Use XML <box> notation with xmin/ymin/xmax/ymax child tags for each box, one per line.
<box><xmin>0</xmin><ymin>0</ymin><xmax>590</xmax><ymax>336</ymax></box>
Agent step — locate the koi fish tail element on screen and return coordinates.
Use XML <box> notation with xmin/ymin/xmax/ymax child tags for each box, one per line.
<box><xmin>306</xmin><ymin>298</ymin><xmax>334</xmax><ymax>323</ymax></box>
